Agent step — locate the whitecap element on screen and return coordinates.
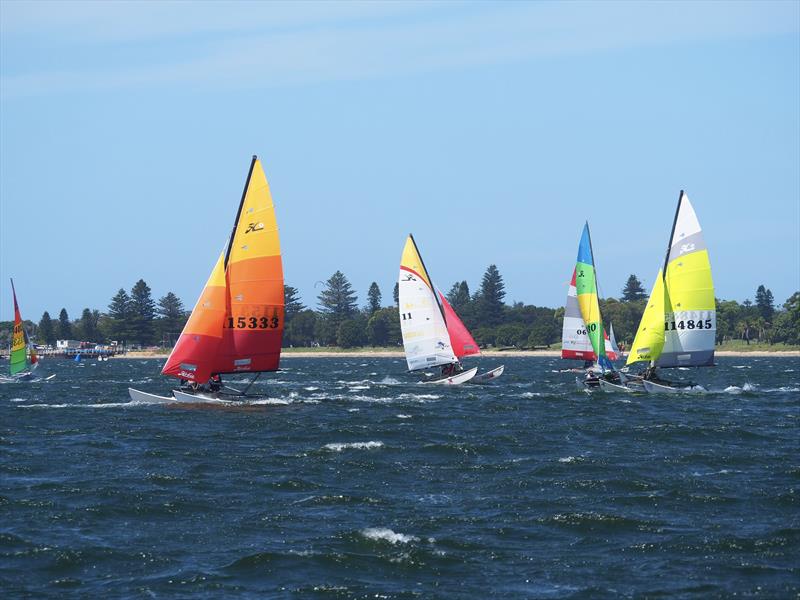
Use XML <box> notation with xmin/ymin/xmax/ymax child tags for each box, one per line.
<box><xmin>397</xmin><ymin>393</ymin><xmax>440</xmax><ymax>401</ymax></box>
<box><xmin>379</xmin><ymin>377</ymin><xmax>401</xmax><ymax>385</ymax></box>
<box><xmin>732</xmin><ymin>365</ymin><xmax>750</xmax><ymax>369</ymax></box>
<box><xmin>304</xmin><ymin>386</ymin><xmax>319</xmax><ymax>392</ymax></box>
<box><xmin>249</xmin><ymin>398</ymin><xmax>291</xmax><ymax>405</ymax></box>
<box><xmin>558</xmin><ymin>456</ymin><xmax>578</xmax><ymax>463</ymax></box>
<box><xmin>361</xmin><ymin>527</ymin><xmax>419</xmax><ymax>544</ymax></box>
<box><xmin>347</xmin><ymin>408</ymin><xmax>360</xmax><ymax>412</ymax></box>
<box><xmin>396</xmin><ymin>414</ymin><xmax>412</xmax><ymax>419</ymax></box>
<box><xmin>324</xmin><ymin>441</ymin><xmax>383</xmax><ymax>452</ymax></box>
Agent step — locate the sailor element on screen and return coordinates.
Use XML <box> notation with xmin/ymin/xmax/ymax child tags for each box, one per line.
<box><xmin>209</xmin><ymin>374</ymin><xmax>222</xmax><ymax>393</ymax></box>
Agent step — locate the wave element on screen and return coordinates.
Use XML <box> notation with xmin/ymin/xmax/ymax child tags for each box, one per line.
<box><xmin>360</xmin><ymin>527</ymin><xmax>419</xmax><ymax>544</ymax></box>
<box><xmin>396</xmin><ymin>414</ymin><xmax>412</xmax><ymax>419</ymax></box>
<box><xmin>323</xmin><ymin>441</ymin><xmax>383</xmax><ymax>452</ymax></box>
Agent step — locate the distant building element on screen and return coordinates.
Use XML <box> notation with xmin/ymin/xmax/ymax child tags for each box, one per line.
<box><xmin>56</xmin><ymin>340</ymin><xmax>81</xmax><ymax>349</ymax></box>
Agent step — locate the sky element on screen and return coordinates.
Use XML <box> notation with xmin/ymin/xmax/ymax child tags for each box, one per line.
<box><xmin>1</xmin><ymin>0</ymin><xmax>798</xmax><ymax>322</ymax></box>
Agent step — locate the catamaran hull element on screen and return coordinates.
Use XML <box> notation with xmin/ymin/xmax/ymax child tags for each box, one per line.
<box><xmin>422</xmin><ymin>366</ymin><xmax>478</xmax><ymax>385</ymax></box>
<box><xmin>598</xmin><ymin>378</ymin><xmax>635</xmax><ymax>392</ymax></box>
<box><xmin>470</xmin><ymin>365</ymin><xmax>504</xmax><ymax>383</ymax></box>
<box><xmin>641</xmin><ymin>380</ymin><xmax>706</xmax><ymax>394</ymax></box>
<box><xmin>128</xmin><ymin>387</ymin><xmax>176</xmax><ymax>403</ymax></box>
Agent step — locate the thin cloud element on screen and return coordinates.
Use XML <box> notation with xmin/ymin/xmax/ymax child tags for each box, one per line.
<box><xmin>1</xmin><ymin>1</ymin><xmax>797</xmax><ymax>98</ymax></box>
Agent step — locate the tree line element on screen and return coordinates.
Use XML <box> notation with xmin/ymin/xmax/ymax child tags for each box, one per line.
<box><xmin>1</xmin><ymin>271</ymin><xmax>798</xmax><ymax>351</ymax></box>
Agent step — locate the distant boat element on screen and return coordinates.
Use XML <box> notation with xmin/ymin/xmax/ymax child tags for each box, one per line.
<box><xmin>398</xmin><ymin>234</ymin><xmax>477</xmax><ymax>385</ymax></box>
<box><xmin>438</xmin><ymin>291</ymin><xmax>504</xmax><ymax>383</ymax></box>
<box><xmin>560</xmin><ymin>223</ymin><xmax>619</xmax><ymax>389</ymax></box>
<box><xmin>2</xmin><ymin>279</ymin><xmax>41</xmax><ymax>382</ymax></box>
<box><xmin>621</xmin><ymin>191</ymin><xmax>715</xmax><ymax>393</ymax></box>
<box><xmin>129</xmin><ymin>155</ymin><xmax>284</xmax><ymax>403</ymax></box>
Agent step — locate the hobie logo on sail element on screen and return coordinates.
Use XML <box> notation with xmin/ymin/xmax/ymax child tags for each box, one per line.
<box><xmin>245</xmin><ymin>222</ymin><xmax>264</xmax><ymax>233</ymax></box>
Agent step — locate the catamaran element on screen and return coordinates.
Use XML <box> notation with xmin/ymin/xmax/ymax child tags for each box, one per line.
<box><xmin>560</xmin><ymin>223</ymin><xmax>621</xmax><ymax>389</ymax></box>
<box><xmin>129</xmin><ymin>155</ymin><xmax>284</xmax><ymax>403</ymax></box>
<box><xmin>398</xmin><ymin>234</ymin><xmax>477</xmax><ymax>385</ymax></box>
<box><xmin>614</xmin><ymin>191</ymin><xmax>715</xmax><ymax>393</ymax></box>
<box><xmin>438</xmin><ymin>291</ymin><xmax>504</xmax><ymax>383</ymax></box>
<box><xmin>2</xmin><ymin>279</ymin><xmax>41</xmax><ymax>382</ymax></box>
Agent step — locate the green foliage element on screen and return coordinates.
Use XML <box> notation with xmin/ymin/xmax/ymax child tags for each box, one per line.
<box><xmin>284</xmin><ymin>310</ymin><xmax>317</xmax><ymax>346</ymax></box>
<box><xmin>621</xmin><ymin>274</ymin><xmax>647</xmax><ymax>302</ymax></box>
<box><xmin>155</xmin><ymin>292</ymin><xmax>186</xmax><ymax>345</ymax></box>
<box><xmin>366</xmin><ymin>307</ymin><xmax>401</xmax><ymax>346</ymax></box>
<box><xmin>107</xmin><ymin>288</ymin><xmax>133</xmax><ymax>342</ymax></box>
<box><xmin>317</xmin><ymin>271</ymin><xmax>358</xmax><ymax>328</ymax></box>
<box><xmin>284</xmin><ymin>285</ymin><xmax>305</xmax><ymax>321</ymax></box>
<box><xmin>367</xmin><ymin>282</ymin><xmax>382</xmax><ymax>314</ymax></box>
<box><xmin>393</xmin><ymin>282</ymin><xmax>399</xmax><ymax>306</ymax></box>
<box><xmin>129</xmin><ymin>279</ymin><xmax>156</xmax><ymax>345</ymax></box>
<box><xmin>38</xmin><ymin>311</ymin><xmax>56</xmax><ymax>346</ymax></box>
<box><xmin>447</xmin><ymin>281</ymin><xmax>471</xmax><ymax>313</ymax></box>
<box><xmin>57</xmin><ymin>308</ymin><xmax>72</xmax><ymax>340</ymax></box>
<box><xmin>473</xmin><ymin>265</ymin><xmax>505</xmax><ymax>326</ymax></box>
<box><xmin>337</xmin><ymin>316</ymin><xmax>367</xmax><ymax>348</ymax></box>
<box><xmin>77</xmin><ymin>308</ymin><xmax>100</xmax><ymax>342</ymax></box>
<box><xmin>755</xmin><ymin>285</ymin><xmax>775</xmax><ymax>322</ymax></box>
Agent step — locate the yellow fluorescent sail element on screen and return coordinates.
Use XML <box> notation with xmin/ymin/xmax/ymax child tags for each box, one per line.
<box><xmin>626</xmin><ymin>270</ymin><xmax>666</xmax><ymax>366</ymax></box>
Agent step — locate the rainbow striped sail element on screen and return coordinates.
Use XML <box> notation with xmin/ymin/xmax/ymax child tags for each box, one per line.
<box><xmin>627</xmin><ymin>191</ymin><xmax>715</xmax><ymax>368</ymax></box>
<box><xmin>565</xmin><ymin>223</ymin><xmax>613</xmax><ymax>370</ymax></box>
<box><xmin>9</xmin><ymin>279</ymin><xmax>29</xmax><ymax>376</ymax></box>
<box><xmin>162</xmin><ymin>156</ymin><xmax>284</xmax><ymax>384</ymax></box>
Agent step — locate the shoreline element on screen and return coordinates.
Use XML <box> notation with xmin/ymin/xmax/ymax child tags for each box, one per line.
<box><xmin>113</xmin><ymin>349</ymin><xmax>800</xmax><ymax>360</ymax></box>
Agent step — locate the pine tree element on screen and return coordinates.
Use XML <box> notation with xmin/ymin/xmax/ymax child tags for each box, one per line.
<box><xmin>80</xmin><ymin>308</ymin><xmax>100</xmax><ymax>342</ymax></box>
<box><xmin>284</xmin><ymin>285</ymin><xmax>305</xmax><ymax>321</ymax></box>
<box><xmin>38</xmin><ymin>311</ymin><xmax>56</xmax><ymax>346</ymax></box>
<box><xmin>157</xmin><ymin>292</ymin><xmax>185</xmax><ymax>345</ymax></box>
<box><xmin>393</xmin><ymin>282</ymin><xmax>399</xmax><ymax>306</ymax></box>
<box><xmin>367</xmin><ymin>282</ymin><xmax>382</xmax><ymax>314</ymax></box>
<box><xmin>621</xmin><ymin>275</ymin><xmax>647</xmax><ymax>302</ymax></box>
<box><xmin>447</xmin><ymin>281</ymin><xmax>471</xmax><ymax>313</ymax></box>
<box><xmin>57</xmin><ymin>308</ymin><xmax>72</xmax><ymax>340</ymax></box>
<box><xmin>108</xmin><ymin>288</ymin><xmax>132</xmax><ymax>342</ymax></box>
<box><xmin>130</xmin><ymin>279</ymin><xmax>156</xmax><ymax>345</ymax></box>
<box><xmin>755</xmin><ymin>285</ymin><xmax>775</xmax><ymax>322</ymax></box>
<box><xmin>317</xmin><ymin>271</ymin><xmax>358</xmax><ymax>328</ymax></box>
<box><xmin>473</xmin><ymin>265</ymin><xmax>506</xmax><ymax>326</ymax></box>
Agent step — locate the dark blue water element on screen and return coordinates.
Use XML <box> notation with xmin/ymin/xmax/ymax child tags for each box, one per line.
<box><xmin>1</xmin><ymin>356</ymin><xmax>798</xmax><ymax>598</ymax></box>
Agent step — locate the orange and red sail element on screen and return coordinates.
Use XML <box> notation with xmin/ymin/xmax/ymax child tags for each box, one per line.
<box><xmin>162</xmin><ymin>156</ymin><xmax>284</xmax><ymax>383</ymax></box>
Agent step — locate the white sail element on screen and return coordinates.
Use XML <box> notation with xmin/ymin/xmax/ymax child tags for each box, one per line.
<box><xmin>398</xmin><ymin>235</ymin><xmax>457</xmax><ymax>371</ymax></box>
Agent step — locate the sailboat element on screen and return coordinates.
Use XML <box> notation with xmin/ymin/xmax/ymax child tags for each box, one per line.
<box><xmin>619</xmin><ymin>191</ymin><xmax>715</xmax><ymax>393</ymax></box>
<box><xmin>560</xmin><ymin>223</ymin><xmax>620</xmax><ymax>388</ymax></box>
<box><xmin>129</xmin><ymin>155</ymin><xmax>284</xmax><ymax>403</ymax></box>
<box><xmin>398</xmin><ymin>234</ymin><xmax>477</xmax><ymax>385</ymax></box>
<box><xmin>438</xmin><ymin>291</ymin><xmax>504</xmax><ymax>382</ymax></box>
<box><xmin>2</xmin><ymin>279</ymin><xmax>41</xmax><ymax>382</ymax></box>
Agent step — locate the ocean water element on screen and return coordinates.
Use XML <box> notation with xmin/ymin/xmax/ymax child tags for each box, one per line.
<box><xmin>1</xmin><ymin>355</ymin><xmax>798</xmax><ymax>598</ymax></box>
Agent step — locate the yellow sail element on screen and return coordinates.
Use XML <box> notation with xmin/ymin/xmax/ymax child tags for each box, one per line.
<box><xmin>626</xmin><ymin>270</ymin><xmax>666</xmax><ymax>366</ymax></box>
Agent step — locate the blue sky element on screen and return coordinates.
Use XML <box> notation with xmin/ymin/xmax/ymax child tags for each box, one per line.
<box><xmin>1</xmin><ymin>0</ymin><xmax>798</xmax><ymax>321</ymax></box>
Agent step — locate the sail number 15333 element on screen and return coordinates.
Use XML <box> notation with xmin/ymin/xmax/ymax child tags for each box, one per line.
<box><xmin>225</xmin><ymin>316</ymin><xmax>280</xmax><ymax>329</ymax></box>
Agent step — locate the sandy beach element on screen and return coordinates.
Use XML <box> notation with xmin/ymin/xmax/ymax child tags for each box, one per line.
<box><xmin>115</xmin><ymin>349</ymin><xmax>800</xmax><ymax>359</ymax></box>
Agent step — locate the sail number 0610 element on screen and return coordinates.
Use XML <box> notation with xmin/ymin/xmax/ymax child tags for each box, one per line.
<box><xmin>225</xmin><ymin>316</ymin><xmax>280</xmax><ymax>329</ymax></box>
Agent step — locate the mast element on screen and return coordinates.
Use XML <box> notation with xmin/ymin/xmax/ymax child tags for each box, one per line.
<box><xmin>662</xmin><ymin>190</ymin><xmax>683</xmax><ymax>280</ymax></box>
<box><xmin>409</xmin><ymin>233</ymin><xmax>448</xmax><ymax>326</ymax></box>
<box><xmin>224</xmin><ymin>155</ymin><xmax>258</xmax><ymax>268</ymax></box>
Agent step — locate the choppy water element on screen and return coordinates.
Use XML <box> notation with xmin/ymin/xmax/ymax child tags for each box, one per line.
<box><xmin>1</xmin><ymin>356</ymin><xmax>798</xmax><ymax>598</ymax></box>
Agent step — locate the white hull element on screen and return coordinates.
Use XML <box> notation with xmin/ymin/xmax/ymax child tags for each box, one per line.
<box><xmin>641</xmin><ymin>380</ymin><xmax>706</xmax><ymax>394</ymax></box>
<box><xmin>128</xmin><ymin>387</ymin><xmax>176</xmax><ymax>403</ymax></box>
<box><xmin>422</xmin><ymin>366</ymin><xmax>478</xmax><ymax>386</ymax></box>
<box><xmin>470</xmin><ymin>365</ymin><xmax>504</xmax><ymax>383</ymax></box>
<box><xmin>171</xmin><ymin>389</ymin><xmax>230</xmax><ymax>404</ymax></box>
<box><xmin>598</xmin><ymin>378</ymin><xmax>634</xmax><ymax>393</ymax></box>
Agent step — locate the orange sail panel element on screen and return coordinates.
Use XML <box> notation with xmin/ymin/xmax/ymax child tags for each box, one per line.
<box><xmin>217</xmin><ymin>157</ymin><xmax>284</xmax><ymax>375</ymax></box>
<box><xmin>438</xmin><ymin>291</ymin><xmax>480</xmax><ymax>359</ymax></box>
<box><xmin>162</xmin><ymin>252</ymin><xmax>228</xmax><ymax>383</ymax></box>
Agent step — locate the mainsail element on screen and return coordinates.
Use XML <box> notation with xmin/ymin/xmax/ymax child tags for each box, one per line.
<box><xmin>398</xmin><ymin>235</ymin><xmax>457</xmax><ymax>371</ymax></box>
<box><xmin>438</xmin><ymin>291</ymin><xmax>480</xmax><ymax>359</ymax></box>
<box><xmin>561</xmin><ymin>267</ymin><xmax>618</xmax><ymax>361</ymax></box>
<box><xmin>9</xmin><ymin>279</ymin><xmax>30</xmax><ymax>376</ymax></box>
<box><xmin>626</xmin><ymin>191</ymin><xmax>715</xmax><ymax>368</ymax></box>
<box><xmin>162</xmin><ymin>156</ymin><xmax>284</xmax><ymax>383</ymax></box>
<box><xmin>562</xmin><ymin>223</ymin><xmax>614</xmax><ymax>367</ymax></box>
